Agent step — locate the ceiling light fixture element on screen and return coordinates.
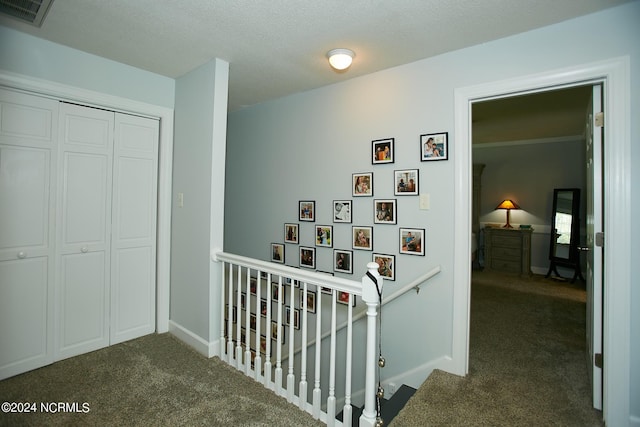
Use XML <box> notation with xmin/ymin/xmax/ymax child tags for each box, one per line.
<box><xmin>327</xmin><ymin>48</ymin><xmax>355</xmax><ymax>71</ymax></box>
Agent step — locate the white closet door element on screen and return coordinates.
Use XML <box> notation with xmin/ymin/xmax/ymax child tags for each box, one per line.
<box><xmin>56</xmin><ymin>103</ymin><xmax>113</xmax><ymax>360</ymax></box>
<box><xmin>0</xmin><ymin>89</ymin><xmax>58</xmax><ymax>379</ymax></box>
<box><xmin>110</xmin><ymin>113</ymin><xmax>158</xmax><ymax>343</ymax></box>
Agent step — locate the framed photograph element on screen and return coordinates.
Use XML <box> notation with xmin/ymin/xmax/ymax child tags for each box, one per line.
<box><xmin>320</xmin><ymin>286</ymin><xmax>332</xmax><ymax>295</ymax></box>
<box><xmin>271</xmin><ymin>243</ymin><xmax>284</xmax><ymax>263</ymax></box>
<box><xmin>260</xmin><ymin>299</ymin><xmax>268</xmax><ymax>317</ymax></box>
<box><xmin>284</xmin><ymin>277</ymin><xmax>298</xmax><ymax>287</ymax></box>
<box><xmin>372</xmin><ymin>138</ymin><xmax>394</xmax><ymax>164</ymax></box>
<box><xmin>285</xmin><ymin>306</ymin><xmax>300</xmax><ymax>330</ymax></box>
<box><xmin>270</xmin><ymin>321</ymin><xmax>284</xmax><ymax>344</ymax></box>
<box><xmin>284</xmin><ymin>223</ymin><xmax>299</xmax><ymax>244</ymax></box>
<box><xmin>352</xmin><ymin>226</ymin><xmax>373</xmax><ymax>251</ymax></box>
<box><xmin>353</xmin><ymin>172</ymin><xmax>373</xmax><ymax>197</ymax></box>
<box><xmin>334</xmin><ymin>249</ymin><xmax>353</xmax><ymax>274</ymax></box>
<box><xmin>249</xmin><ymin>313</ymin><xmax>257</xmax><ymax>331</ymax></box>
<box><xmin>400</xmin><ymin>227</ymin><xmax>425</xmax><ymax>256</ymax></box>
<box><xmin>250</xmin><ymin>278</ymin><xmax>257</xmax><ymax>295</ymax></box>
<box><xmin>260</xmin><ymin>335</ymin><xmax>268</xmax><ymax>354</ymax></box>
<box><xmin>420</xmin><ymin>132</ymin><xmax>448</xmax><ymax>161</ymax></box>
<box><xmin>315</xmin><ymin>225</ymin><xmax>333</xmax><ymax>247</ymax></box>
<box><xmin>240</xmin><ymin>292</ymin><xmax>246</xmax><ymax>310</ymax></box>
<box><xmin>271</xmin><ymin>282</ymin><xmax>285</xmax><ymax>303</ymax></box>
<box><xmin>333</xmin><ymin>200</ymin><xmax>352</xmax><ymax>223</ymax></box>
<box><xmin>299</xmin><ymin>201</ymin><xmax>315</xmax><ymax>222</ymax></box>
<box><xmin>394</xmin><ymin>169</ymin><xmax>419</xmax><ymax>196</ymax></box>
<box><xmin>373</xmin><ymin>253</ymin><xmax>396</xmax><ymax>281</ymax></box>
<box><xmin>374</xmin><ymin>199</ymin><xmax>397</xmax><ymax>224</ymax></box>
<box><xmin>299</xmin><ymin>290</ymin><xmax>317</xmax><ymax>314</ymax></box>
<box><xmin>337</xmin><ymin>291</ymin><xmax>356</xmax><ymax>307</ymax></box>
<box><xmin>299</xmin><ymin>246</ymin><xmax>316</xmax><ymax>269</ymax></box>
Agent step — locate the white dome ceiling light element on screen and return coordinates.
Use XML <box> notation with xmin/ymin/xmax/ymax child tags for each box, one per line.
<box><xmin>327</xmin><ymin>48</ymin><xmax>355</xmax><ymax>71</ymax></box>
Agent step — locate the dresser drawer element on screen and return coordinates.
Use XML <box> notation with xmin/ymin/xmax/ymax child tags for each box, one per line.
<box><xmin>492</xmin><ymin>247</ymin><xmax>522</xmax><ymax>260</ymax></box>
<box><xmin>491</xmin><ymin>234</ymin><xmax>522</xmax><ymax>249</ymax></box>
<box><xmin>490</xmin><ymin>258</ymin><xmax>521</xmax><ymax>273</ymax></box>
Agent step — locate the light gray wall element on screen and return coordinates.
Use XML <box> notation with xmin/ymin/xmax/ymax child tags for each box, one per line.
<box><xmin>474</xmin><ymin>139</ymin><xmax>586</xmax><ymax>272</ymax></box>
<box><xmin>171</xmin><ymin>59</ymin><xmax>226</xmax><ymax>342</ymax></box>
<box><xmin>0</xmin><ymin>26</ymin><xmax>175</xmax><ymax>108</ymax></box>
<box><xmin>226</xmin><ymin>2</ymin><xmax>639</xmax><ymax>421</ymax></box>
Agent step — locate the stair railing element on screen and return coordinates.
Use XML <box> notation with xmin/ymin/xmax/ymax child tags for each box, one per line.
<box><xmin>212</xmin><ymin>250</ymin><xmax>381</xmax><ymax>427</ymax></box>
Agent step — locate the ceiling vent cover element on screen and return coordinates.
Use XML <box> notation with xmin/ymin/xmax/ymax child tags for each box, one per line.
<box><xmin>0</xmin><ymin>0</ymin><xmax>54</xmax><ymax>27</ymax></box>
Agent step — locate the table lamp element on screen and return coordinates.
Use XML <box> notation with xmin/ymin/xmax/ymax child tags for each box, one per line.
<box><xmin>495</xmin><ymin>199</ymin><xmax>520</xmax><ymax>228</ymax></box>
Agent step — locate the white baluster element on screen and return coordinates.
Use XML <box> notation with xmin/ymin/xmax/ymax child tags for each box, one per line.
<box><xmin>220</xmin><ymin>260</ymin><xmax>226</xmax><ymax>358</ymax></box>
<box><xmin>359</xmin><ymin>262</ymin><xmax>382</xmax><ymax>427</ymax></box>
<box><xmin>286</xmin><ymin>280</ymin><xmax>295</xmax><ymax>402</ymax></box>
<box><xmin>245</xmin><ymin>268</ymin><xmax>252</xmax><ymax>375</ymax></box>
<box><xmin>312</xmin><ymin>284</ymin><xmax>322</xmax><ymax>419</ymax></box>
<box><xmin>235</xmin><ymin>265</ymin><xmax>243</xmax><ymax>370</ymax></box>
<box><xmin>299</xmin><ymin>282</ymin><xmax>308</xmax><ymax>410</ymax></box>
<box><xmin>275</xmin><ymin>277</ymin><xmax>283</xmax><ymax>394</ymax></box>
<box><xmin>342</xmin><ymin>292</ymin><xmax>354</xmax><ymax>427</ymax></box>
<box><xmin>264</xmin><ymin>272</ymin><xmax>272</xmax><ymax>387</ymax></box>
<box><xmin>327</xmin><ymin>289</ymin><xmax>337</xmax><ymax>427</ymax></box>
<box><xmin>254</xmin><ymin>270</ymin><xmax>262</xmax><ymax>381</ymax></box>
<box><xmin>227</xmin><ymin>263</ymin><xmax>235</xmax><ymax>363</ymax></box>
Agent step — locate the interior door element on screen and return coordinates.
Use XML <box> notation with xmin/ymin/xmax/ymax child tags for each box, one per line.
<box><xmin>585</xmin><ymin>84</ymin><xmax>603</xmax><ymax>410</ymax></box>
<box><xmin>110</xmin><ymin>113</ymin><xmax>158</xmax><ymax>344</ymax></box>
<box><xmin>56</xmin><ymin>102</ymin><xmax>114</xmax><ymax>361</ymax></box>
<box><xmin>0</xmin><ymin>89</ymin><xmax>58</xmax><ymax>379</ymax></box>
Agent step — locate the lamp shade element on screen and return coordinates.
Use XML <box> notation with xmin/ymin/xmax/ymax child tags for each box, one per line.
<box><xmin>327</xmin><ymin>48</ymin><xmax>354</xmax><ymax>70</ymax></box>
<box><xmin>495</xmin><ymin>199</ymin><xmax>520</xmax><ymax>210</ymax></box>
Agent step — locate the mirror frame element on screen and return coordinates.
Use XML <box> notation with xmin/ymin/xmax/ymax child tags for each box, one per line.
<box><xmin>548</xmin><ymin>188</ymin><xmax>581</xmax><ymax>264</ymax></box>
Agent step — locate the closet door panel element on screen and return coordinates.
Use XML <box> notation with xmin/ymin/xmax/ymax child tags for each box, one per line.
<box><xmin>58</xmin><ymin>252</ymin><xmax>107</xmax><ymax>356</ymax></box>
<box><xmin>111</xmin><ymin>114</ymin><xmax>158</xmax><ymax>343</ymax></box>
<box><xmin>0</xmin><ymin>257</ymin><xmax>49</xmax><ymax>379</ymax></box>
<box><xmin>0</xmin><ymin>89</ymin><xmax>57</xmax><ymax>380</ymax></box>
<box><xmin>60</xmin><ymin>152</ymin><xmax>110</xmax><ymax>247</ymax></box>
<box><xmin>56</xmin><ymin>103</ymin><xmax>113</xmax><ymax>360</ymax></box>
<box><xmin>0</xmin><ymin>146</ymin><xmax>50</xmax><ymax>253</ymax></box>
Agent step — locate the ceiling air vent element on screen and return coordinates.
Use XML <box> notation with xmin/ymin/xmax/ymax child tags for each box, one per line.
<box><xmin>0</xmin><ymin>0</ymin><xmax>54</xmax><ymax>27</ymax></box>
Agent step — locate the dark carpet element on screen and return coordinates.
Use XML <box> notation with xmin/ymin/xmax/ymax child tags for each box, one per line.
<box><xmin>391</xmin><ymin>271</ymin><xmax>603</xmax><ymax>426</ymax></box>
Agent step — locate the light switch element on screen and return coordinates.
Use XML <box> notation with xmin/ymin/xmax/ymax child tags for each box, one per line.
<box><xmin>177</xmin><ymin>192</ymin><xmax>184</xmax><ymax>208</ymax></box>
<box><xmin>419</xmin><ymin>193</ymin><xmax>430</xmax><ymax>210</ymax></box>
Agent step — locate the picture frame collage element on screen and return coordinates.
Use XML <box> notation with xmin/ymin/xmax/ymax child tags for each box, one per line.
<box><xmin>268</xmin><ymin>132</ymin><xmax>446</xmax><ymax>289</ymax></box>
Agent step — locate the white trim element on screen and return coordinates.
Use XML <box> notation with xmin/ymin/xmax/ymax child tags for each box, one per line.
<box><xmin>453</xmin><ymin>57</ymin><xmax>631</xmax><ymax>426</ymax></box>
<box><xmin>169</xmin><ymin>320</ymin><xmax>218</xmax><ymax>357</ymax></box>
<box><xmin>0</xmin><ymin>69</ymin><xmax>174</xmax><ymax>336</ymax></box>
<box><xmin>473</xmin><ymin>135</ymin><xmax>583</xmax><ymax>149</ymax></box>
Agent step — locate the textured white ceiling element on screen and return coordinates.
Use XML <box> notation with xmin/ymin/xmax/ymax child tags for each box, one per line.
<box><xmin>0</xmin><ymin>0</ymin><xmax>632</xmax><ymax>113</ymax></box>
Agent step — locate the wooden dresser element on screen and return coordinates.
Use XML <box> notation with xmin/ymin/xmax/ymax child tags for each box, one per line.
<box><xmin>483</xmin><ymin>227</ymin><xmax>532</xmax><ymax>276</ymax></box>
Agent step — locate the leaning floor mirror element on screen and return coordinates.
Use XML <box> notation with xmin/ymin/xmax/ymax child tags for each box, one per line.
<box><xmin>545</xmin><ymin>188</ymin><xmax>584</xmax><ymax>282</ymax></box>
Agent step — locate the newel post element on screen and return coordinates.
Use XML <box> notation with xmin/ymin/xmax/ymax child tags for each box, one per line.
<box><xmin>359</xmin><ymin>262</ymin><xmax>382</xmax><ymax>427</ymax></box>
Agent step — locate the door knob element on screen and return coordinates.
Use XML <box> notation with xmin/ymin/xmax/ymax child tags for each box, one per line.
<box><xmin>578</xmin><ymin>246</ymin><xmax>591</xmax><ymax>252</ymax></box>
<box><xmin>81</xmin><ymin>246</ymin><xmax>89</xmax><ymax>253</ymax></box>
<box><xmin>17</xmin><ymin>251</ymin><xmax>27</xmax><ymax>259</ymax></box>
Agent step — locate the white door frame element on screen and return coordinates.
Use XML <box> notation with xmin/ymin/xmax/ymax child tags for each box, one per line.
<box><xmin>0</xmin><ymin>70</ymin><xmax>173</xmax><ymax>335</ymax></box>
<box><xmin>452</xmin><ymin>56</ymin><xmax>630</xmax><ymax>425</ymax></box>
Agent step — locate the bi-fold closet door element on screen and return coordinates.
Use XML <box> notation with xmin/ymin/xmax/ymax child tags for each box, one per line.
<box><xmin>0</xmin><ymin>89</ymin><xmax>159</xmax><ymax>379</ymax></box>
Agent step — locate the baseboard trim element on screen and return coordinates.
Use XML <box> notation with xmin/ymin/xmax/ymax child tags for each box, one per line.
<box><xmin>168</xmin><ymin>320</ymin><xmax>219</xmax><ymax>358</ymax></box>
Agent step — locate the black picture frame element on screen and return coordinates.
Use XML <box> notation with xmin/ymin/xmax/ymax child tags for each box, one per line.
<box><xmin>394</xmin><ymin>169</ymin><xmax>419</xmax><ymax>196</ymax></box>
<box><xmin>284</xmin><ymin>223</ymin><xmax>299</xmax><ymax>243</ymax></box>
<box><xmin>372</xmin><ymin>138</ymin><xmax>394</xmax><ymax>164</ymax></box>
<box><xmin>353</xmin><ymin>172</ymin><xmax>373</xmax><ymax>197</ymax></box>
<box><xmin>333</xmin><ymin>200</ymin><xmax>352</xmax><ymax>223</ymax></box>
<box><xmin>352</xmin><ymin>226</ymin><xmax>373</xmax><ymax>251</ymax></box>
<box><xmin>299</xmin><ymin>201</ymin><xmax>315</xmax><ymax>222</ymax></box>
<box><xmin>374</xmin><ymin>199</ymin><xmax>397</xmax><ymax>224</ymax></box>
<box><xmin>420</xmin><ymin>132</ymin><xmax>448</xmax><ymax>161</ymax></box>
<box><xmin>399</xmin><ymin>227</ymin><xmax>425</xmax><ymax>256</ymax></box>
<box><xmin>299</xmin><ymin>246</ymin><xmax>316</xmax><ymax>269</ymax></box>
<box><xmin>373</xmin><ymin>253</ymin><xmax>395</xmax><ymax>281</ymax></box>
<box><xmin>271</xmin><ymin>243</ymin><xmax>284</xmax><ymax>263</ymax></box>
<box><xmin>334</xmin><ymin>249</ymin><xmax>353</xmax><ymax>274</ymax></box>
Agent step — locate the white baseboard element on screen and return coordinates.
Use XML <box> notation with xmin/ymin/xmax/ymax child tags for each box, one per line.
<box><xmin>380</xmin><ymin>355</ymin><xmax>456</xmax><ymax>399</ymax></box>
<box><xmin>168</xmin><ymin>320</ymin><xmax>220</xmax><ymax>358</ymax></box>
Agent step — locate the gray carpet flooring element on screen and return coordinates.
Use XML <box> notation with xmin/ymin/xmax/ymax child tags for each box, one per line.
<box><xmin>391</xmin><ymin>270</ymin><xmax>604</xmax><ymax>426</ymax></box>
<box><xmin>0</xmin><ymin>333</ymin><xmax>323</xmax><ymax>427</ymax></box>
<box><xmin>0</xmin><ymin>271</ymin><xmax>603</xmax><ymax>426</ymax></box>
